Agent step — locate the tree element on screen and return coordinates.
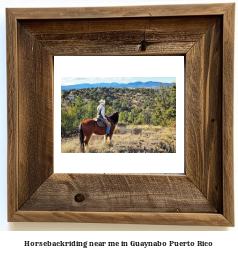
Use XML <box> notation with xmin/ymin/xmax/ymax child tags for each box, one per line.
<box><xmin>121</xmin><ymin>101</ymin><xmax>127</xmax><ymax>111</ymax></box>
<box><xmin>152</xmin><ymin>83</ymin><xmax>176</xmax><ymax>126</ymax></box>
<box><xmin>112</xmin><ymin>99</ymin><xmax>119</xmax><ymax>110</ymax></box>
<box><xmin>74</xmin><ymin>95</ymin><xmax>85</xmax><ymax>121</ymax></box>
<box><xmin>61</xmin><ymin>107</ymin><xmax>79</xmax><ymax>136</ymax></box>
<box><xmin>85</xmin><ymin>101</ymin><xmax>97</xmax><ymax>119</ymax></box>
<box><xmin>118</xmin><ymin>112</ymin><xmax>124</xmax><ymax>122</ymax></box>
<box><xmin>106</xmin><ymin>97</ymin><xmax>111</xmax><ymax>106</ymax></box>
<box><xmin>119</xmin><ymin>111</ymin><xmax>129</xmax><ymax>123</ymax></box>
<box><xmin>61</xmin><ymin>90</ymin><xmax>70</xmax><ymax>99</ymax></box>
<box><xmin>127</xmin><ymin>108</ymin><xmax>140</xmax><ymax>124</ymax></box>
<box><xmin>167</xmin><ymin>83</ymin><xmax>176</xmax><ymax>119</ymax></box>
<box><xmin>143</xmin><ymin>109</ymin><xmax>152</xmax><ymax>125</ymax></box>
<box><xmin>106</xmin><ymin>106</ymin><xmax>113</xmax><ymax>116</ymax></box>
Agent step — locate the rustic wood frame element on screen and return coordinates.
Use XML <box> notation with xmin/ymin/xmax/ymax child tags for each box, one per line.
<box><xmin>7</xmin><ymin>4</ymin><xmax>234</xmax><ymax>226</ymax></box>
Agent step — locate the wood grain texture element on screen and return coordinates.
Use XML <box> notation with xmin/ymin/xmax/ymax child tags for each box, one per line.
<box><xmin>8</xmin><ymin>4</ymin><xmax>233</xmax><ymax>19</ymax></box>
<box><xmin>20</xmin><ymin>174</ymin><xmax>217</xmax><ymax>213</ymax></box>
<box><xmin>222</xmin><ymin>4</ymin><xmax>235</xmax><ymax>226</ymax></box>
<box><xmin>38</xmin><ymin>41</ymin><xmax>193</xmax><ymax>56</ymax></box>
<box><xmin>17</xmin><ymin>23</ymin><xmax>54</xmax><ymax>208</ymax></box>
<box><xmin>12</xmin><ymin>211</ymin><xmax>232</xmax><ymax>226</ymax></box>
<box><xmin>7</xmin><ymin>9</ymin><xmax>18</xmax><ymax>221</ymax></box>
<box><xmin>20</xmin><ymin>16</ymin><xmax>218</xmax><ymax>34</ymax></box>
<box><xmin>19</xmin><ymin>17</ymin><xmax>218</xmax><ymax>56</ymax></box>
<box><xmin>186</xmin><ymin>18</ymin><xmax>222</xmax><ymax>212</ymax></box>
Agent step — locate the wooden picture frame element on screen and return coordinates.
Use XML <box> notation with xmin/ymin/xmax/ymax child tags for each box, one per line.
<box><xmin>7</xmin><ymin>3</ymin><xmax>234</xmax><ymax>226</ymax></box>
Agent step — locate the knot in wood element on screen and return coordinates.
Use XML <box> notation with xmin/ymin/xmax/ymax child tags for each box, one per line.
<box><xmin>74</xmin><ymin>193</ymin><xmax>85</xmax><ymax>202</ymax></box>
<box><xmin>140</xmin><ymin>40</ymin><xmax>148</xmax><ymax>51</ymax></box>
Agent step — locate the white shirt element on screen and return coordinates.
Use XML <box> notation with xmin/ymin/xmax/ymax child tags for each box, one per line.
<box><xmin>101</xmin><ymin>105</ymin><xmax>105</xmax><ymax>118</ymax></box>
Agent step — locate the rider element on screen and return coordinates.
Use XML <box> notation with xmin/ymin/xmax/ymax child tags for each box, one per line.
<box><xmin>97</xmin><ymin>99</ymin><xmax>111</xmax><ymax>137</ymax></box>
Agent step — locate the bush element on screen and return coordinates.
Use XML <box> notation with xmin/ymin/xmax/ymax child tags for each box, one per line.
<box><xmin>117</xmin><ymin>121</ymin><xmax>127</xmax><ymax>127</ymax></box>
<box><xmin>133</xmin><ymin>128</ymin><xmax>142</xmax><ymax>134</ymax></box>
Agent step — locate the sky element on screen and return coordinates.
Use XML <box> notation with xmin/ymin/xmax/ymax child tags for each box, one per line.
<box><xmin>61</xmin><ymin>77</ymin><xmax>176</xmax><ymax>87</ymax></box>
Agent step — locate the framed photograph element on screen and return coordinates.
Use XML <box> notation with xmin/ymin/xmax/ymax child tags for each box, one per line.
<box><xmin>55</xmin><ymin>56</ymin><xmax>184</xmax><ymax>174</ymax></box>
<box><xmin>7</xmin><ymin>3</ymin><xmax>234</xmax><ymax>225</ymax></box>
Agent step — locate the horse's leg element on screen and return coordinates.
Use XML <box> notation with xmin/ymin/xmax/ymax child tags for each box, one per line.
<box><xmin>80</xmin><ymin>135</ymin><xmax>85</xmax><ymax>153</ymax></box>
<box><xmin>108</xmin><ymin>134</ymin><xmax>113</xmax><ymax>146</ymax></box>
<box><xmin>79</xmin><ymin>124</ymin><xmax>85</xmax><ymax>153</ymax></box>
<box><xmin>104</xmin><ymin>134</ymin><xmax>107</xmax><ymax>143</ymax></box>
<box><xmin>84</xmin><ymin>134</ymin><xmax>92</xmax><ymax>152</ymax></box>
<box><xmin>80</xmin><ymin>139</ymin><xmax>85</xmax><ymax>153</ymax></box>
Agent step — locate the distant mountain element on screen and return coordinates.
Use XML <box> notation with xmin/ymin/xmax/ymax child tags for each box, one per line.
<box><xmin>61</xmin><ymin>81</ymin><xmax>173</xmax><ymax>91</ymax></box>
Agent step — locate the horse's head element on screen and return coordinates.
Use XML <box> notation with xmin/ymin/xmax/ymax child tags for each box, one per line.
<box><xmin>109</xmin><ymin>111</ymin><xmax>119</xmax><ymax>124</ymax></box>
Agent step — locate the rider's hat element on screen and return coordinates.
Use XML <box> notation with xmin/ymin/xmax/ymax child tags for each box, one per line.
<box><xmin>99</xmin><ymin>99</ymin><xmax>105</xmax><ymax>104</ymax></box>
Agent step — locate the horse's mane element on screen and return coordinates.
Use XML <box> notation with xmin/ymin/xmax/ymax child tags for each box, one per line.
<box><xmin>108</xmin><ymin>112</ymin><xmax>119</xmax><ymax>124</ymax></box>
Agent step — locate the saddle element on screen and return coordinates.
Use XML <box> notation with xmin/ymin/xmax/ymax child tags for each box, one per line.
<box><xmin>94</xmin><ymin>118</ymin><xmax>106</xmax><ymax>128</ymax></box>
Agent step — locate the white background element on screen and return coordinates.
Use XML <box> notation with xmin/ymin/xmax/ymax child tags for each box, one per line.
<box><xmin>0</xmin><ymin>0</ymin><xmax>237</xmax><ymax>252</ymax></box>
<box><xmin>55</xmin><ymin>56</ymin><xmax>184</xmax><ymax>173</ymax></box>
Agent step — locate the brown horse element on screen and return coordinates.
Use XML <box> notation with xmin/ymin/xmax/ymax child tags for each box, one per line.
<box><xmin>79</xmin><ymin>112</ymin><xmax>119</xmax><ymax>152</ymax></box>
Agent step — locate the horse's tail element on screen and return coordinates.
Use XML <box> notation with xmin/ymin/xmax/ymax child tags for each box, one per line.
<box><xmin>79</xmin><ymin>123</ymin><xmax>85</xmax><ymax>152</ymax></box>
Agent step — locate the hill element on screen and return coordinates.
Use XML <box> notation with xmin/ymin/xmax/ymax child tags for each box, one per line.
<box><xmin>61</xmin><ymin>81</ymin><xmax>173</xmax><ymax>91</ymax></box>
<box><xmin>61</xmin><ymin>84</ymin><xmax>176</xmax><ymax>137</ymax></box>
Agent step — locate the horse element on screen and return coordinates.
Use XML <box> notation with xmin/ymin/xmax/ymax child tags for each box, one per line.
<box><xmin>79</xmin><ymin>111</ymin><xmax>119</xmax><ymax>152</ymax></box>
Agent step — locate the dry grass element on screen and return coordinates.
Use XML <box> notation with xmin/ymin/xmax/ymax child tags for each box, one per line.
<box><xmin>61</xmin><ymin>137</ymin><xmax>81</xmax><ymax>153</ymax></box>
<box><xmin>61</xmin><ymin>124</ymin><xmax>176</xmax><ymax>153</ymax></box>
